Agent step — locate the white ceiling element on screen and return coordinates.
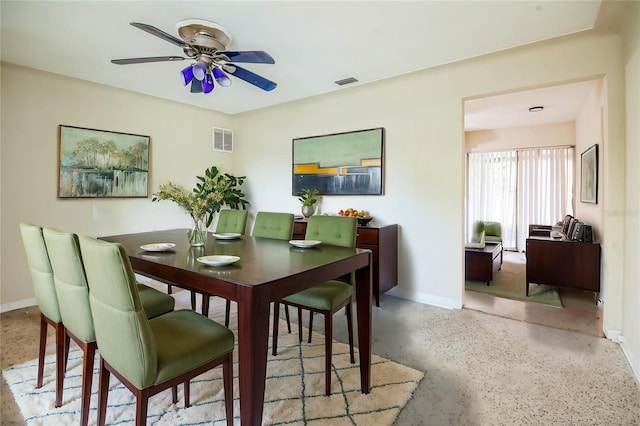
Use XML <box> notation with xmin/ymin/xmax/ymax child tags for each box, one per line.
<box><xmin>1</xmin><ymin>1</ymin><xmax>603</xmax><ymax>127</ymax></box>
<box><xmin>464</xmin><ymin>79</ymin><xmax>599</xmax><ymax>131</ymax></box>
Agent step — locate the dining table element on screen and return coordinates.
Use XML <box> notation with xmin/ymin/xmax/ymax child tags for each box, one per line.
<box><xmin>101</xmin><ymin>228</ymin><xmax>372</xmax><ymax>426</ymax></box>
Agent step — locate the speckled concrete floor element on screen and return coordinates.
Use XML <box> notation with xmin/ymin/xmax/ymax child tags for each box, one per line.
<box><xmin>2</xmin><ymin>290</ymin><xmax>639</xmax><ymax>425</ymax></box>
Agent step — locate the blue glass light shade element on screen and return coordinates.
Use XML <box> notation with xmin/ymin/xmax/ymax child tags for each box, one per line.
<box><xmin>203</xmin><ymin>73</ymin><xmax>214</xmax><ymax>94</ymax></box>
<box><xmin>213</xmin><ymin>67</ymin><xmax>232</xmax><ymax>87</ymax></box>
<box><xmin>181</xmin><ymin>65</ymin><xmax>194</xmax><ymax>85</ymax></box>
<box><xmin>192</xmin><ymin>61</ymin><xmax>207</xmax><ymax>81</ymax></box>
<box><xmin>190</xmin><ymin>78</ymin><xmax>203</xmax><ymax>93</ymax></box>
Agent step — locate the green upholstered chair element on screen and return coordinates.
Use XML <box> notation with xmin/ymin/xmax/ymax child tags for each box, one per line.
<box><xmin>42</xmin><ymin>228</ymin><xmax>176</xmax><ymax>426</ymax></box>
<box><xmin>78</xmin><ymin>236</ymin><xmax>234</xmax><ymax>426</ymax></box>
<box><xmin>252</xmin><ymin>211</ymin><xmax>294</xmax><ymax>240</ymax></box>
<box><xmin>193</xmin><ymin>209</ymin><xmax>249</xmax><ymax>320</ymax></box>
<box><xmin>19</xmin><ymin>223</ymin><xmax>65</xmax><ymax>408</ymax></box>
<box><xmin>483</xmin><ymin>221</ymin><xmax>503</xmax><ymax>244</ymax></box>
<box><xmin>253</xmin><ymin>212</ymin><xmax>295</xmax><ymax>330</ymax></box>
<box><xmin>215</xmin><ymin>209</ymin><xmax>249</xmax><ymax>234</ymax></box>
<box><xmin>272</xmin><ymin>215</ymin><xmax>356</xmax><ymax>396</ymax></box>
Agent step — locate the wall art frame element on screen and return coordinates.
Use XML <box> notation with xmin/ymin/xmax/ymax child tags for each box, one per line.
<box><xmin>292</xmin><ymin>127</ymin><xmax>384</xmax><ymax>196</ymax></box>
<box><xmin>58</xmin><ymin>125</ymin><xmax>150</xmax><ymax>198</ymax></box>
<box><xmin>580</xmin><ymin>143</ymin><xmax>598</xmax><ymax>204</ymax></box>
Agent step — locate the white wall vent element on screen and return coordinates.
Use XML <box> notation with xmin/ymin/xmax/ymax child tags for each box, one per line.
<box><xmin>212</xmin><ymin>127</ymin><xmax>233</xmax><ymax>153</ymax></box>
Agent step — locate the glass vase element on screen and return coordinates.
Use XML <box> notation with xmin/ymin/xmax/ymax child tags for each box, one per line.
<box><xmin>188</xmin><ymin>216</ymin><xmax>207</xmax><ymax>246</ymax></box>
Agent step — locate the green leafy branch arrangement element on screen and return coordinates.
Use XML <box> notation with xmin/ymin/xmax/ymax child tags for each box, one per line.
<box><xmin>152</xmin><ymin>166</ymin><xmax>249</xmax><ymax>227</ymax></box>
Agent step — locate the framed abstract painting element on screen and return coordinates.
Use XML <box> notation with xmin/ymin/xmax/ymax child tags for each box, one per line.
<box><xmin>292</xmin><ymin>127</ymin><xmax>384</xmax><ymax>196</ymax></box>
<box><xmin>58</xmin><ymin>125</ymin><xmax>150</xmax><ymax>198</ymax></box>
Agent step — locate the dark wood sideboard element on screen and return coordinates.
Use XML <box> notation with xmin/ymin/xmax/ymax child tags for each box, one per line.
<box><xmin>525</xmin><ymin>237</ymin><xmax>601</xmax><ymax>296</ymax></box>
<box><xmin>293</xmin><ymin>220</ymin><xmax>398</xmax><ymax>306</ymax></box>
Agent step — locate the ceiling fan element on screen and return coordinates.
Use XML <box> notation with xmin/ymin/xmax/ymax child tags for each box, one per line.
<box><xmin>111</xmin><ymin>19</ymin><xmax>276</xmax><ymax>94</ymax></box>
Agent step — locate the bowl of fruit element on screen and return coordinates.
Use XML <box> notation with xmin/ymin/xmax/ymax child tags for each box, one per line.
<box><xmin>338</xmin><ymin>208</ymin><xmax>373</xmax><ymax>226</ymax></box>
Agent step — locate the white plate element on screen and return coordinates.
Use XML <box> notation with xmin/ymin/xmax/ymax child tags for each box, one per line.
<box><xmin>289</xmin><ymin>240</ymin><xmax>322</xmax><ymax>248</ymax></box>
<box><xmin>197</xmin><ymin>255</ymin><xmax>240</xmax><ymax>267</ymax></box>
<box><xmin>140</xmin><ymin>243</ymin><xmax>176</xmax><ymax>252</ymax></box>
<box><xmin>210</xmin><ymin>233</ymin><xmax>242</xmax><ymax>240</ymax></box>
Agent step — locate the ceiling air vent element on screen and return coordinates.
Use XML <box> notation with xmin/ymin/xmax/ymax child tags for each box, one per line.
<box><xmin>334</xmin><ymin>77</ymin><xmax>358</xmax><ymax>86</ymax></box>
<box><xmin>212</xmin><ymin>127</ymin><xmax>233</xmax><ymax>153</ymax></box>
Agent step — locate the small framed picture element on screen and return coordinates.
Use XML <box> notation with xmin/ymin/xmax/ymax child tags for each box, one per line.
<box><xmin>580</xmin><ymin>144</ymin><xmax>598</xmax><ymax>204</ymax></box>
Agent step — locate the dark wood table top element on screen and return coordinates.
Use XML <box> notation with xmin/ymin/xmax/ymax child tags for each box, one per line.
<box><xmin>101</xmin><ymin>228</ymin><xmax>373</xmax><ymax>426</ymax></box>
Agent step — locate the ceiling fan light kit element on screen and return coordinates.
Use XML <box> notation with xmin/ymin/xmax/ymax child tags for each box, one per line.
<box><xmin>111</xmin><ymin>19</ymin><xmax>276</xmax><ymax>95</ymax></box>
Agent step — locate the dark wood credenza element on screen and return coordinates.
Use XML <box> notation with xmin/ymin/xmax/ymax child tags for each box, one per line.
<box><xmin>525</xmin><ymin>237</ymin><xmax>601</xmax><ymax>296</ymax></box>
<box><xmin>293</xmin><ymin>220</ymin><xmax>398</xmax><ymax>306</ymax></box>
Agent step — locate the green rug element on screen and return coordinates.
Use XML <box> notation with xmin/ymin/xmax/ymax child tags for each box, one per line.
<box><xmin>465</xmin><ymin>252</ymin><xmax>563</xmax><ymax>308</ymax></box>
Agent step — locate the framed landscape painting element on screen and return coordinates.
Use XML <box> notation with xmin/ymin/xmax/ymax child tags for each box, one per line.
<box><xmin>580</xmin><ymin>144</ymin><xmax>598</xmax><ymax>204</ymax></box>
<box><xmin>58</xmin><ymin>125</ymin><xmax>150</xmax><ymax>198</ymax></box>
<box><xmin>292</xmin><ymin>127</ymin><xmax>384</xmax><ymax>196</ymax></box>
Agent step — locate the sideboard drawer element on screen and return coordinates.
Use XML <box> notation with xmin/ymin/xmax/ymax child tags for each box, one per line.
<box><xmin>356</xmin><ymin>227</ymin><xmax>379</xmax><ymax>245</ymax></box>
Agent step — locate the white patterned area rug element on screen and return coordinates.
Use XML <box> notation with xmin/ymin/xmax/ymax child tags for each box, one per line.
<box><xmin>3</xmin><ymin>290</ymin><xmax>424</xmax><ymax>425</ymax></box>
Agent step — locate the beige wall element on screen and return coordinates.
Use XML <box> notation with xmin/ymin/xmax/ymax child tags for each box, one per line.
<box><xmin>0</xmin><ymin>64</ymin><xmax>235</xmax><ymax>309</ymax></box>
<box><xmin>2</xmin><ymin>21</ymin><xmax>638</xmax><ymax>380</ymax></box>
<box><xmin>234</xmin><ymin>31</ymin><xmax>626</xmax><ymax>314</ymax></box>
<box><xmin>621</xmin><ymin>0</ymin><xmax>640</xmax><ymax>382</ymax></box>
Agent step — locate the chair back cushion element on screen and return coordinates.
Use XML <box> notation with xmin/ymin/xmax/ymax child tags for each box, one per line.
<box><xmin>43</xmin><ymin>228</ymin><xmax>95</xmax><ymax>342</ymax></box>
<box><xmin>483</xmin><ymin>222</ymin><xmax>502</xmax><ymax>238</ymax></box>
<box><xmin>305</xmin><ymin>216</ymin><xmax>357</xmax><ymax>248</ymax></box>
<box><xmin>215</xmin><ymin>209</ymin><xmax>249</xmax><ymax>234</ymax></box>
<box><xmin>78</xmin><ymin>236</ymin><xmax>157</xmax><ymax>389</ymax></box>
<box><xmin>19</xmin><ymin>223</ymin><xmax>61</xmax><ymax>322</ymax></box>
<box><xmin>252</xmin><ymin>212</ymin><xmax>294</xmax><ymax>240</ymax></box>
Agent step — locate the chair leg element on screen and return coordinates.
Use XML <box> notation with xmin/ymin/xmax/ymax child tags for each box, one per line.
<box><xmin>297</xmin><ymin>307</ymin><xmax>303</xmax><ymax>343</ymax></box>
<box><xmin>36</xmin><ymin>315</ymin><xmax>47</xmax><ymax>389</ymax></box>
<box><xmin>272</xmin><ymin>302</ymin><xmax>280</xmax><ymax>356</ymax></box>
<box><xmin>184</xmin><ymin>380</ymin><xmax>191</xmax><ymax>407</ymax></box>
<box><xmin>135</xmin><ymin>388</ymin><xmax>150</xmax><ymax>426</ymax></box>
<box><xmin>171</xmin><ymin>385</ymin><xmax>177</xmax><ymax>404</ymax></box>
<box><xmin>80</xmin><ymin>342</ymin><xmax>97</xmax><ymax>426</ymax></box>
<box><xmin>167</xmin><ymin>284</ymin><xmax>172</xmax><ymax>294</ymax></box>
<box><xmin>97</xmin><ymin>357</ymin><xmax>110</xmax><ymax>426</ymax></box>
<box><xmin>284</xmin><ymin>304</ymin><xmax>291</xmax><ymax>333</ymax></box>
<box><xmin>345</xmin><ymin>304</ymin><xmax>355</xmax><ymax>364</ymax></box>
<box><xmin>63</xmin><ymin>333</ymin><xmax>71</xmax><ymax>374</ymax></box>
<box><xmin>324</xmin><ymin>313</ymin><xmax>333</xmax><ymax>396</ymax></box>
<box><xmin>202</xmin><ymin>294</ymin><xmax>210</xmax><ymax>317</ymax></box>
<box><xmin>190</xmin><ymin>291</ymin><xmax>197</xmax><ymax>310</ymax></box>
<box><xmin>54</xmin><ymin>321</ymin><xmax>65</xmax><ymax>408</ymax></box>
<box><xmin>224</xmin><ymin>299</ymin><xmax>231</xmax><ymax>327</ymax></box>
<box><xmin>223</xmin><ymin>354</ymin><xmax>234</xmax><ymax>426</ymax></box>
<box><xmin>308</xmin><ymin>311</ymin><xmax>314</xmax><ymax>343</ymax></box>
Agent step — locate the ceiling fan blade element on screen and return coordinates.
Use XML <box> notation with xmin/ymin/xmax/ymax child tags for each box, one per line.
<box><xmin>221</xmin><ymin>51</ymin><xmax>275</xmax><ymax>64</ymax></box>
<box><xmin>130</xmin><ymin>22</ymin><xmax>190</xmax><ymax>49</ymax></box>
<box><xmin>111</xmin><ymin>56</ymin><xmax>186</xmax><ymax>65</ymax></box>
<box><xmin>223</xmin><ymin>64</ymin><xmax>277</xmax><ymax>91</ymax></box>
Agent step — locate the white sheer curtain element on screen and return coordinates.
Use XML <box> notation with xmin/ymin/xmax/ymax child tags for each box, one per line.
<box><xmin>467</xmin><ymin>151</ymin><xmax>517</xmax><ymax>248</ymax></box>
<box><xmin>467</xmin><ymin>147</ymin><xmax>574</xmax><ymax>251</ymax></box>
<box><xmin>516</xmin><ymin>147</ymin><xmax>574</xmax><ymax>251</ymax></box>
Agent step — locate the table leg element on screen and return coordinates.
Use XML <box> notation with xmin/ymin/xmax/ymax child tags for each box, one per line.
<box><xmin>236</xmin><ymin>286</ymin><xmax>271</xmax><ymax>426</ymax></box>
<box><xmin>355</xmin><ymin>252</ymin><xmax>372</xmax><ymax>393</ymax></box>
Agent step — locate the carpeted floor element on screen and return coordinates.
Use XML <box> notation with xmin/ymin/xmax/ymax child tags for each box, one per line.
<box><xmin>3</xmin><ymin>290</ymin><xmax>423</xmax><ymax>425</ymax></box>
<box><xmin>465</xmin><ymin>250</ymin><xmax>562</xmax><ymax>307</ymax></box>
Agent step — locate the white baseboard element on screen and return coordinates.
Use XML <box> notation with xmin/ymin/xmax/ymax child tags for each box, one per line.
<box><xmin>1</xmin><ymin>298</ymin><xmax>37</xmax><ymax>313</ymax></box>
<box><xmin>386</xmin><ymin>287</ymin><xmax>461</xmax><ymax>309</ymax></box>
